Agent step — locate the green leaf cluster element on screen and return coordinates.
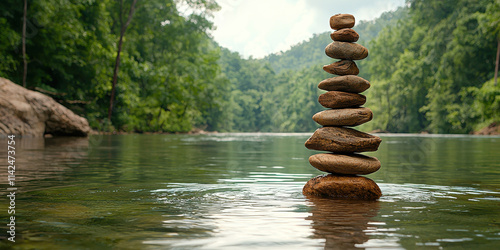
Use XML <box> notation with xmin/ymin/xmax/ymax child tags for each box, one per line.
<box><xmin>219</xmin><ymin>0</ymin><xmax>499</xmax><ymax>133</ymax></box>
<box><xmin>1</xmin><ymin>0</ymin><xmax>498</xmax><ymax>133</ymax></box>
<box><xmin>363</xmin><ymin>0</ymin><xmax>499</xmax><ymax>133</ymax></box>
<box><xmin>0</xmin><ymin>0</ymin><xmax>227</xmax><ymax>133</ymax></box>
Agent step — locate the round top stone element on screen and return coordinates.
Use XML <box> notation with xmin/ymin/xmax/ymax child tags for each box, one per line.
<box><xmin>330</xmin><ymin>14</ymin><xmax>355</xmax><ymax>30</ymax></box>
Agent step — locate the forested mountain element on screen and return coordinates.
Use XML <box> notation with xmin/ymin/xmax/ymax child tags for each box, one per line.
<box><xmin>219</xmin><ymin>0</ymin><xmax>500</xmax><ymax>134</ymax></box>
<box><xmin>362</xmin><ymin>0</ymin><xmax>499</xmax><ymax>133</ymax></box>
<box><xmin>1</xmin><ymin>0</ymin><xmax>498</xmax><ymax>134</ymax></box>
<box><xmin>261</xmin><ymin>7</ymin><xmax>408</xmax><ymax>74</ymax></box>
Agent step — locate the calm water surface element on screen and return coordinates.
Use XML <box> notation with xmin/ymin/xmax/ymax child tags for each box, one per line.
<box><xmin>0</xmin><ymin>133</ymin><xmax>499</xmax><ymax>249</ymax></box>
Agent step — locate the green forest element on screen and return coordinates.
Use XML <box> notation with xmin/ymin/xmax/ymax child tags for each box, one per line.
<box><xmin>1</xmin><ymin>0</ymin><xmax>499</xmax><ymax>134</ymax></box>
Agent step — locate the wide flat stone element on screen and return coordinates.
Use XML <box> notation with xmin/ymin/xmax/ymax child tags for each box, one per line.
<box><xmin>330</xmin><ymin>14</ymin><xmax>355</xmax><ymax>30</ymax></box>
<box><xmin>325</xmin><ymin>42</ymin><xmax>368</xmax><ymax>60</ymax></box>
<box><xmin>312</xmin><ymin>108</ymin><xmax>373</xmax><ymax>126</ymax></box>
<box><xmin>331</xmin><ymin>28</ymin><xmax>359</xmax><ymax>42</ymax></box>
<box><xmin>303</xmin><ymin>174</ymin><xmax>382</xmax><ymax>200</ymax></box>
<box><xmin>318</xmin><ymin>91</ymin><xmax>366</xmax><ymax>109</ymax></box>
<box><xmin>309</xmin><ymin>153</ymin><xmax>381</xmax><ymax>175</ymax></box>
<box><xmin>305</xmin><ymin>127</ymin><xmax>382</xmax><ymax>153</ymax></box>
<box><xmin>318</xmin><ymin>75</ymin><xmax>370</xmax><ymax>93</ymax></box>
<box><xmin>323</xmin><ymin>60</ymin><xmax>359</xmax><ymax>75</ymax></box>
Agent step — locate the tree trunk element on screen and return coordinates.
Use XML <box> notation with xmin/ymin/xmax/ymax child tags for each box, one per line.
<box><xmin>108</xmin><ymin>0</ymin><xmax>138</xmax><ymax>122</ymax></box>
<box><xmin>385</xmin><ymin>84</ymin><xmax>391</xmax><ymax>131</ymax></box>
<box><xmin>22</xmin><ymin>0</ymin><xmax>27</xmax><ymax>88</ymax></box>
<box><xmin>495</xmin><ymin>40</ymin><xmax>499</xmax><ymax>86</ymax></box>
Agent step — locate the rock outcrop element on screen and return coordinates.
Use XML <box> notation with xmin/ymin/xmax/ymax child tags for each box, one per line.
<box><xmin>0</xmin><ymin>77</ymin><xmax>91</xmax><ymax>137</ymax></box>
<box><xmin>473</xmin><ymin>122</ymin><xmax>500</xmax><ymax>135</ymax></box>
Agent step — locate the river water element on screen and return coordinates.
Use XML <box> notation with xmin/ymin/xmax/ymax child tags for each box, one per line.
<box><xmin>0</xmin><ymin>133</ymin><xmax>499</xmax><ymax>249</ymax></box>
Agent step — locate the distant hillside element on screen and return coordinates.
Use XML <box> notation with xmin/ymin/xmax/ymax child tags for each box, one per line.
<box><xmin>260</xmin><ymin>7</ymin><xmax>409</xmax><ymax>73</ymax></box>
<box><xmin>216</xmin><ymin>0</ymin><xmax>499</xmax><ymax>134</ymax></box>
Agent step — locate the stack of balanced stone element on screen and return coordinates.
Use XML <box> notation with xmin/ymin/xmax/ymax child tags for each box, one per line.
<box><xmin>303</xmin><ymin>14</ymin><xmax>382</xmax><ymax>201</ymax></box>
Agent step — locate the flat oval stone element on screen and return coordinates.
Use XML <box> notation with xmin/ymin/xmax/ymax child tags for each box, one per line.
<box><xmin>309</xmin><ymin>153</ymin><xmax>381</xmax><ymax>175</ymax></box>
<box><xmin>318</xmin><ymin>91</ymin><xmax>366</xmax><ymax>109</ymax></box>
<box><xmin>305</xmin><ymin>127</ymin><xmax>382</xmax><ymax>153</ymax></box>
<box><xmin>325</xmin><ymin>42</ymin><xmax>368</xmax><ymax>60</ymax></box>
<box><xmin>323</xmin><ymin>60</ymin><xmax>359</xmax><ymax>75</ymax></box>
<box><xmin>318</xmin><ymin>75</ymin><xmax>370</xmax><ymax>93</ymax></box>
<box><xmin>331</xmin><ymin>28</ymin><xmax>359</xmax><ymax>42</ymax></box>
<box><xmin>303</xmin><ymin>174</ymin><xmax>382</xmax><ymax>200</ymax></box>
<box><xmin>312</xmin><ymin>108</ymin><xmax>373</xmax><ymax>126</ymax></box>
<box><xmin>330</xmin><ymin>14</ymin><xmax>355</xmax><ymax>30</ymax></box>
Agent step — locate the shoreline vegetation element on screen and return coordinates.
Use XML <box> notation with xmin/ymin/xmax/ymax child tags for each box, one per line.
<box><xmin>84</xmin><ymin>125</ymin><xmax>500</xmax><ymax>136</ymax></box>
<box><xmin>1</xmin><ymin>0</ymin><xmax>499</xmax><ymax>136</ymax></box>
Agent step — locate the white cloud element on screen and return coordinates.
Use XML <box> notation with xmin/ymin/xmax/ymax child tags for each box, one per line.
<box><xmin>211</xmin><ymin>0</ymin><xmax>405</xmax><ymax>58</ymax></box>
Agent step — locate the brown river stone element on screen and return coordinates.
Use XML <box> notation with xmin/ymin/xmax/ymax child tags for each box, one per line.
<box><xmin>325</xmin><ymin>42</ymin><xmax>368</xmax><ymax>60</ymax></box>
<box><xmin>323</xmin><ymin>60</ymin><xmax>359</xmax><ymax>75</ymax></box>
<box><xmin>305</xmin><ymin>127</ymin><xmax>382</xmax><ymax>153</ymax></box>
<box><xmin>308</xmin><ymin>153</ymin><xmax>381</xmax><ymax>175</ymax></box>
<box><xmin>312</xmin><ymin>108</ymin><xmax>373</xmax><ymax>127</ymax></box>
<box><xmin>318</xmin><ymin>75</ymin><xmax>370</xmax><ymax>93</ymax></box>
<box><xmin>330</xmin><ymin>14</ymin><xmax>355</xmax><ymax>30</ymax></box>
<box><xmin>303</xmin><ymin>174</ymin><xmax>382</xmax><ymax>200</ymax></box>
<box><xmin>318</xmin><ymin>91</ymin><xmax>366</xmax><ymax>109</ymax></box>
<box><xmin>331</xmin><ymin>28</ymin><xmax>359</xmax><ymax>42</ymax></box>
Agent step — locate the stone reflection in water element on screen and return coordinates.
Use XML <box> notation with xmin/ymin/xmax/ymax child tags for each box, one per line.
<box><xmin>306</xmin><ymin>197</ymin><xmax>380</xmax><ymax>250</ymax></box>
<box><xmin>0</xmin><ymin>136</ymin><xmax>92</xmax><ymax>185</ymax></box>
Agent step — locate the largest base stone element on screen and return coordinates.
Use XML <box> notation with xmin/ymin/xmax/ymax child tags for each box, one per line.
<box><xmin>303</xmin><ymin>174</ymin><xmax>382</xmax><ymax>200</ymax></box>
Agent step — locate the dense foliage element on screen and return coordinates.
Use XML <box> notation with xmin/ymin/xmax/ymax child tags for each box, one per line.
<box><xmin>1</xmin><ymin>0</ymin><xmax>498</xmax><ymax>133</ymax></box>
<box><xmin>262</xmin><ymin>8</ymin><xmax>407</xmax><ymax>74</ymax></box>
<box><xmin>220</xmin><ymin>0</ymin><xmax>500</xmax><ymax>133</ymax></box>
<box><xmin>0</xmin><ymin>0</ymin><xmax>226</xmax><ymax>132</ymax></box>
<box><xmin>362</xmin><ymin>0</ymin><xmax>500</xmax><ymax>133</ymax></box>
<box><xmin>217</xmin><ymin>48</ymin><xmax>327</xmax><ymax>132</ymax></box>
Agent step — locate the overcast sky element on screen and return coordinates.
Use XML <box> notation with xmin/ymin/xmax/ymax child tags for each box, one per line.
<box><xmin>209</xmin><ymin>0</ymin><xmax>406</xmax><ymax>58</ymax></box>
